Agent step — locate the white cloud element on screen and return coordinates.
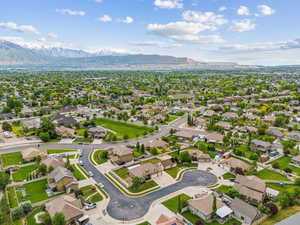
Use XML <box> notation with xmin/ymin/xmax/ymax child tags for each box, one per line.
<box><xmin>170</xmin><ymin>34</ymin><xmax>225</xmax><ymax>43</ymax></box>
<box><xmin>47</xmin><ymin>32</ymin><xmax>58</xmax><ymax>39</ymax></box>
<box><xmin>237</xmin><ymin>6</ymin><xmax>250</xmax><ymax>16</ymax></box>
<box><xmin>0</xmin><ymin>22</ymin><xmax>40</xmax><ymax>35</ymax></box>
<box><xmin>119</xmin><ymin>16</ymin><xmax>134</xmax><ymax>24</ymax></box>
<box><xmin>128</xmin><ymin>41</ymin><xmax>182</xmax><ymax>48</ymax></box>
<box><xmin>56</xmin><ymin>9</ymin><xmax>86</xmax><ymax>16</ymax></box>
<box><xmin>219</xmin><ymin>7</ymin><xmax>227</xmax><ymax>12</ymax></box>
<box><xmin>182</xmin><ymin>11</ymin><xmax>227</xmax><ymax>26</ymax></box>
<box><xmin>257</xmin><ymin>5</ymin><xmax>275</xmax><ymax>16</ymax></box>
<box><xmin>230</xmin><ymin>19</ymin><xmax>256</xmax><ymax>32</ymax></box>
<box><xmin>98</xmin><ymin>15</ymin><xmax>112</xmax><ymax>22</ymax></box>
<box><xmin>154</xmin><ymin>0</ymin><xmax>183</xmax><ymax>9</ymax></box>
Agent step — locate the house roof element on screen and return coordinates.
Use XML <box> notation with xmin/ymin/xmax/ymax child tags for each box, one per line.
<box><xmin>205</xmin><ymin>133</ymin><xmax>224</xmax><ymax>142</ymax></box>
<box><xmin>216</xmin><ymin>205</ymin><xmax>233</xmax><ymax>218</ymax></box>
<box><xmin>111</xmin><ymin>145</ymin><xmax>133</xmax><ymax>157</ymax></box>
<box><xmin>42</xmin><ymin>157</ymin><xmax>65</xmax><ymax>168</ymax></box>
<box><xmin>45</xmin><ymin>194</ymin><xmax>84</xmax><ymax>221</ymax></box>
<box><xmin>48</xmin><ymin>166</ymin><xmax>74</xmax><ymax>183</ymax></box>
<box><xmin>220</xmin><ymin>157</ymin><xmax>250</xmax><ymax>170</ymax></box>
<box><xmin>236</xmin><ymin>175</ymin><xmax>266</xmax><ymax>193</ymax></box>
<box><xmin>188</xmin><ymin>192</ymin><xmax>224</xmax><ymax>217</ymax></box>
<box><xmin>174</xmin><ymin>130</ymin><xmax>201</xmax><ymax>139</ymax></box>
<box><xmin>292</xmin><ymin>154</ymin><xmax>300</xmax><ymax>162</ymax></box>
<box><xmin>145</xmin><ymin>139</ymin><xmax>169</xmax><ymax>149</ymax></box>
<box><xmin>129</xmin><ymin>163</ymin><xmax>160</xmax><ymax>179</ymax></box>
<box><xmin>156</xmin><ymin>214</ymin><xmax>184</xmax><ymax>225</ymax></box>
<box><xmin>230</xmin><ymin>198</ymin><xmax>258</xmax><ymax>221</ymax></box>
<box><xmin>21</xmin><ymin>147</ymin><xmax>44</xmax><ymax>159</ymax></box>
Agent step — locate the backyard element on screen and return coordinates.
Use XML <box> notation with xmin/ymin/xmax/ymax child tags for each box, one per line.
<box><xmin>259</xmin><ymin>205</ymin><xmax>300</xmax><ymax>225</ymax></box>
<box><xmin>255</xmin><ymin>169</ymin><xmax>289</xmax><ymax>181</ymax></box>
<box><xmin>92</xmin><ymin>150</ymin><xmax>108</xmax><ymax>165</ymax></box>
<box><xmin>162</xmin><ymin>193</ymin><xmax>192</xmax><ymax>213</ymax></box>
<box><xmin>271</xmin><ymin>156</ymin><xmax>300</xmax><ymax>176</ymax></box>
<box><xmin>0</xmin><ymin>152</ymin><xmax>23</xmax><ymax>167</ymax></box>
<box><xmin>95</xmin><ymin>117</ymin><xmax>154</xmax><ymax>139</ymax></box>
<box><xmin>12</xmin><ymin>164</ymin><xmax>39</xmax><ymax>182</ymax></box>
<box><xmin>47</xmin><ymin>149</ymin><xmax>77</xmax><ymax>154</ymax></box>
<box><xmin>266</xmin><ymin>183</ymin><xmax>300</xmax><ymax>194</ymax></box>
<box><xmin>70</xmin><ymin>164</ymin><xmax>88</xmax><ymax>180</ymax></box>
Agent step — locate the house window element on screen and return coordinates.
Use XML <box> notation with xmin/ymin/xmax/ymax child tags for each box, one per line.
<box><xmin>241</xmin><ymin>216</ymin><xmax>244</xmax><ymax>221</ymax></box>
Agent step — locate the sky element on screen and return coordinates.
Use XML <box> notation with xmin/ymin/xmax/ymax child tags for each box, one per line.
<box><xmin>0</xmin><ymin>0</ymin><xmax>299</xmax><ymax>65</ymax></box>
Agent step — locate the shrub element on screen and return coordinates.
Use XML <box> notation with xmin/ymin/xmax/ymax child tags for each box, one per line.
<box><xmin>11</xmin><ymin>207</ymin><xmax>24</xmax><ymax>220</ymax></box>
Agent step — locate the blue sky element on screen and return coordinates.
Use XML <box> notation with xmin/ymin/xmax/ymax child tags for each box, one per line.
<box><xmin>0</xmin><ymin>0</ymin><xmax>299</xmax><ymax>65</ymax></box>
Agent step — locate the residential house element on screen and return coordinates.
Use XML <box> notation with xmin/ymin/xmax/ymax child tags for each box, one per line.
<box><xmin>222</xmin><ymin>112</ymin><xmax>239</xmax><ymax>120</ymax></box>
<box><xmin>55</xmin><ymin>126</ymin><xmax>75</xmax><ymax>138</ymax></box>
<box><xmin>159</xmin><ymin>155</ymin><xmax>176</xmax><ymax>169</ymax></box>
<box><xmin>220</xmin><ymin>157</ymin><xmax>251</xmax><ymax>172</ymax></box>
<box><xmin>267</xmin><ymin>128</ymin><xmax>284</xmax><ymax>139</ymax></box>
<box><xmin>42</xmin><ymin>156</ymin><xmax>65</xmax><ymax>169</ymax></box>
<box><xmin>187</xmin><ymin>150</ymin><xmax>211</xmax><ymax>162</ymax></box>
<box><xmin>230</xmin><ymin>198</ymin><xmax>258</xmax><ymax>225</ymax></box>
<box><xmin>145</xmin><ymin>139</ymin><xmax>169</xmax><ymax>150</ymax></box>
<box><xmin>203</xmin><ymin>110</ymin><xmax>216</xmax><ymax>118</ymax></box>
<box><xmin>156</xmin><ymin>214</ymin><xmax>184</xmax><ymax>225</ymax></box>
<box><xmin>287</xmin><ymin>131</ymin><xmax>300</xmax><ymax>142</ymax></box>
<box><xmin>215</xmin><ymin>121</ymin><xmax>232</xmax><ymax>130</ymax></box>
<box><xmin>48</xmin><ymin>166</ymin><xmax>79</xmax><ymax>192</ymax></box>
<box><xmin>129</xmin><ymin>163</ymin><xmax>162</xmax><ymax>181</ymax></box>
<box><xmin>233</xmin><ymin>175</ymin><xmax>266</xmax><ymax>204</ymax></box>
<box><xmin>87</xmin><ymin>126</ymin><xmax>107</xmax><ymax>139</ymax></box>
<box><xmin>250</xmin><ymin>139</ymin><xmax>272</xmax><ymax>152</ymax></box>
<box><xmin>21</xmin><ymin>148</ymin><xmax>47</xmax><ymax>162</ymax></box>
<box><xmin>45</xmin><ymin>194</ymin><xmax>84</xmax><ymax>224</ymax></box>
<box><xmin>205</xmin><ymin>133</ymin><xmax>224</xmax><ymax>144</ymax></box>
<box><xmin>60</xmin><ymin>105</ymin><xmax>78</xmax><ymax>113</ymax></box>
<box><xmin>108</xmin><ymin>146</ymin><xmax>133</xmax><ymax>165</ymax></box>
<box><xmin>55</xmin><ymin>116</ymin><xmax>77</xmax><ymax>127</ymax></box>
<box><xmin>187</xmin><ymin>191</ymin><xmax>225</xmax><ymax>221</ymax></box>
<box><xmin>174</xmin><ymin>130</ymin><xmax>201</xmax><ymax>142</ymax></box>
<box><xmin>22</xmin><ymin>118</ymin><xmax>41</xmax><ymax>129</ymax></box>
<box><xmin>195</xmin><ymin>117</ymin><xmax>207</xmax><ymax>129</ymax></box>
<box><xmin>291</xmin><ymin>154</ymin><xmax>300</xmax><ymax>167</ymax></box>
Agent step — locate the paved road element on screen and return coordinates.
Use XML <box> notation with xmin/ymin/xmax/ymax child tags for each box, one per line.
<box><xmin>0</xmin><ymin>115</ymin><xmax>218</xmax><ymax>221</ymax></box>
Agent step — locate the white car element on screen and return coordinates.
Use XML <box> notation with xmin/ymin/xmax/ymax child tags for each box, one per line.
<box><xmin>98</xmin><ymin>182</ymin><xmax>104</xmax><ymax>188</ymax></box>
<box><xmin>79</xmin><ymin>160</ymin><xmax>84</xmax><ymax>166</ymax></box>
<box><xmin>88</xmin><ymin>171</ymin><xmax>94</xmax><ymax>177</ymax></box>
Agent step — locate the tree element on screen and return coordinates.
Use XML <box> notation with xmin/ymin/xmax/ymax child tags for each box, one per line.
<box><xmin>0</xmin><ymin>171</ymin><xmax>9</xmax><ymax>191</ymax></box>
<box><xmin>212</xmin><ymin>194</ymin><xmax>217</xmax><ymax>216</ymax></box>
<box><xmin>278</xmin><ymin>191</ymin><xmax>293</xmax><ymax>208</ymax></box>
<box><xmin>2</xmin><ymin>122</ymin><xmax>12</xmax><ymax>131</ymax></box>
<box><xmin>40</xmin><ymin>213</ymin><xmax>52</xmax><ymax>225</ymax></box>
<box><xmin>294</xmin><ymin>178</ymin><xmax>300</xmax><ymax>186</ymax></box>
<box><xmin>39</xmin><ymin>132</ymin><xmax>50</xmax><ymax>142</ymax></box>
<box><xmin>52</xmin><ymin>213</ymin><xmax>66</xmax><ymax>225</ymax></box>
<box><xmin>264</xmin><ymin>202</ymin><xmax>278</xmax><ymax>215</ymax></box>
<box><xmin>21</xmin><ymin>202</ymin><xmax>32</xmax><ymax>214</ymax></box>
<box><xmin>150</xmin><ymin>147</ymin><xmax>158</xmax><ymax>155</ymax></box>
<box><xmin>179</xmin><ymin>151</ymin><xmax>191</xmax><ymax>163</ymax></box>
<box><xmin>131</xmin><ymin>176</ymin><xmax>142</xmax><ymax>190</ymax></box>
<box><xmin>38</xmin><ymin>164</ymin><xmax>47</xmax><ymax>175</ymax></box>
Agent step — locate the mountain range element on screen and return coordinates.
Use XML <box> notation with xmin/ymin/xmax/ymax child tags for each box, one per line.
<box><xmin>0</xmin><ymin>40</ymin><xmax>259</xmax><ymax>70</ymax></box>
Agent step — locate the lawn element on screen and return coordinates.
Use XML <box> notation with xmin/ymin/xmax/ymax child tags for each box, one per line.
<box><xmin>271</xmin><ymin>156</ymin><xmax>300</xmax><ymax>176</ymax></box>
<box><xmin>266</xmin><ymin>183</ymin><xmax>300</xmax><ymax>194</ymax></box>
<box><xmin>255</xmin><ymin>169</ymin><xmax>288</xmax><ymax>181</ymax></box>
<box><xmin>92</xmin><ymin>150</ymin><xmax>108</xmax><ymax>165</ymax></box>
<box><xmin>1</xmin><ymin>152</ymin><xmax>23</xmax><ymax>167</ymax></box>
<box><xmin>70</xmin><ymin>164</ymin><xmax>87</xmax><ymax>180</ymax></box>
<box><xmin>74</xmin><ymin>137</ymin><xmax>93</xmax><ymax>143</ymax></box>
<box><xmin>95</xmin><ymin>118</ymin><xmax>154</xmax><ymax>139</ymax></box>
<box><xmin>128</xmin><ymin>180</ymin><xmax>158</xmax><ymax>193</ymax></box>
<box><xmin>76</xmin><ymin>128</ymin><xmax>88</xmax><ymax>136</ymax></box>
<box><xmin>162</xmin><ymin>193</ymin><xmax>192</xmax><ymax>213</ymax></box>
<box><xmin>115</xmin><ymin>167</ymin><xmax>129</xmax><ymax>179</ymax></box>
<box><xmin>165</xmin><ymin>166</ymin><xmax>181</xmax><ymax>178</ymax></box>
<box><xmin>26</xmin><ymin>207</ymin><xmax>44</xmax><ymax>225</ymax></box>
<box><xmin>12</xmin><ymin>164</ymin><xmax>39</xmax><ymax>182</ymax></box>
<box><xmin>182</xmin><ymin>211</ymin><xmax>241</xmax><ymax>225</ymax></box>
<box><xmin>216</xmin><ymin>185</ymin><xmax>233</xmax><ymax>195</ymax></box>
<box><xmin>141</xmin><ymin>158</ymin><xmax>161</xmax><ymax>164</ymax></box>
<box><xmin>12</xmin><ymin>126</ymin><xmax>24</xmax><ymax>137</ymax></box>
<box><xmin>90</xmin><ymin>193</ymin><xmax>103</xmax><ymax>203</ymax></box>
<box><xmin>222</xmin><ymin>172</ymin><xmax>236</xmax><ymax>180</ymax></box>
<box><xmin>7</xmin><ymin>186</ymin><xmax>18</xmax><ymax>208</ymax></box>
<box><xmin>136</xmin><ymin>222</ymin><xmax>151</xmax><ymax>225</ymax></box>
<box><xmin>260</xmin><ymin>205</ymin><xmax>300</xmax><ymax>225</ymax></box>
<box><xmin>17</xmin><ymin>179</ymin><xmax>50</xmax><ymax>203</ymax></box>
<box><xmin>47</xmin><ymin>149</ymin><xmax>76</xmax><ymax>154</ymax></box>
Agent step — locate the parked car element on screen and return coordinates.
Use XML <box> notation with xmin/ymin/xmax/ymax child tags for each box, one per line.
<box><xmin>98</xmin><ymin>182</ymin><xmax>104</xmax><ymax>188</ymax></box>
<box><xmin>89</xmin><ymin>171</ymin><xmax>94</xmax><ymax>177</ymax></box>
<box><xmin>84</xmin><ymin>203</ymin><xmax>96</xmax><ymax>210</ymax></box>
<box><xmin>79</xmin><ymin>160</ymin><xmax>84</xmax><ymax>166</ymax></box>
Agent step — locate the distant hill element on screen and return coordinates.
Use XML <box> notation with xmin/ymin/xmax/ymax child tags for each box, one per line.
<box><xmin>0</xmin><ymin>40</ymin><xmax>259</xmax><ymax>70</ymax></box>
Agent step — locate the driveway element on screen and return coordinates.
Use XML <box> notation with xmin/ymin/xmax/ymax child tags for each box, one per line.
<box><xmin>151</xmin><ymin>172</ymin><xmax>176</xmax><ymax>188</ymax></box>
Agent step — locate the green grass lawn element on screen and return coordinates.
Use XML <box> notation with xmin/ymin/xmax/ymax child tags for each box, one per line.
<box><xmin>222</xmin><ymin>172</ymin><xmax>236</xmax><ymax>180</ymax></box>
<box><xmin>165</xmin><ymin>166</ymin><xmax>181</xmax><ymax>178</ymax></box>
<box><xmin>1</xmin><ymin>152</ymin><xmax>23</xmax><ymax>167</ymax></box>
<box><xmin>74</xmin><ymin>137</ymin><xmax>93</xmax><ymax>143</ymax></box>
<box><xmin>12</xmin><ymin>126</ymin><xmax>24</xmax><ymax>137</ymax></box>
<box><xmin>26</xmin><ymin>207</ymin><xmax>44</xmax><ymax>225</ymax></box>
<box><xmin>115</xmin><ymin>167</ymin><xmax>129</xmax><ymax>179</ymax></box>
<box><xmin>12</xmin><ymin>164</ymin><xmax>39</xmax><ymax>182</ymax></box>
<box><xmin>47</xmin><ymin>149</ymin><xmax>76</xmax><ymax>154</ymax></box>
<box><xmin>92</xmin><ymin>150</ymin><xmax>108</xmax><ymax>165</ymax></box>
<box><xmin>141</xmin><ymin>158</ymin><xmax>161</xmax><ymax>164</ymax></box>
<box><xmin>271</xmin><ymin>156</ymin><xmax>300</xmax><ymax>176</ymax></box>
<box><xmin>136</xmin><ymin>222</ymin><xmax>151</xmax><ymax>225</ymax></box>
<box><xmin>90</xmin><ymin>193</ymin><xmax>103</xmax><ymax>203</ymax></box>
<box><xmin>70</xmin><ymin>164</ymin><xmax>87</xmax><ymax>180</ymax></box>
<box><xmin>17</xmin><ymin>179</ymin><xmax>51</xmax><ymax>203</ymax></box>
<box><xmin>76</xmin><ymin>128</ymin><xmax>88</xmax><ymax>136</ymax></box>
<box><xmin>216</xmin><ymin>185</ymin><xmax>233</xmax><ymax>195</ymax></box>
<box><xmin>95</xmin><ymin>117</ymin><xmax>154</xmax><ymax>139</ymax></box>
<box><xmin>133</xmin><ymin>150</ymin><xmax>145</xmax><ymax>158</ymax></box>
<box><xmin>266</xmin><ymin>183</ymin><xmax>300</xmax><ymax>194</ymax></box>
<box><xmin>260</xmin><ymin>205</ymin><xmax>300</xmax><ymax>225</ymax></box>
<box><xmin>182</xmin><ymin>210</ymin><xmax>241</xmax><ymax>225</ymax></box>
<box><xmin>162</xmin><ymin>193</ymin><xmax>192</xmax><ymax>213</ymax></box>
<box><xmin>128</xmin><ymin>180</ymin><xmax>158</xmax><ymax>193</ymax></box>
<box><xmin>255</xmin><ymin>169</ymin><xmax>289</xmax><ymax>181</ymax></box>
<box><xmin>7</xmin><ymin>186</ymin><xmax>18</xmax><ymax>208</ymax></box>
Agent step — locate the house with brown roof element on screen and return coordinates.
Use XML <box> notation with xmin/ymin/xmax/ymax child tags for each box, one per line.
<box><xmin>174</xmin><ymin>130</ymin><xmax>201</xmax><ymax>141</ymax></box>
<box><xmin>129</xmin><ymin>163</ymin><xmax>162</xmax><ymax>181</ymax></box>
<box><xmin>156</xmin><ymin>214</ymin><xmax>184</xmax><ymax>225</ymax></box>
<box><xmin>215</xmin><ymin>121</ymin><xmax>232</xmax><ymax>130</ymax></box>
<box><xmin>87</xmin><ymin>126</ymin><xmax>107</xmax><ymax>139</ymax></box>
<box><xmin>108</xmin><ymin>145</ymin><xmax>133</xmax><ymax>165</ymax></box>
<box><xmin>145</xmin><ymin>139</ymin><xmax>169</xmax><ymax>150</ymax></box>
<box><xmin>21</xmin><ymin>148</ymin><xmax>47</xmax><ymax>162</ymax></box>
<box><xmin>220</xmin><ymin>157</ymin><xmax>251</xmax><ymax>172</ymax></box>
<box><xmin>45</xmin><ymin>194</ymin><xmax>84</xmax><ymax>224</ymax></box>
<box><xmin>42</xmin><ymin>156</ymin><xmax>65</xmax><ymax>169</ymax></box>
<box><xmin>55</xmin><ymin>126</ymin><xmax>75</xmax><ymax>138</ymax></box>
<box><xmin>205</xmin><ymin>133</ymin><xmax>224</xmax><ymax>144</ymax></box>
<box><xmin>159</xmin><ymin>155</ymin><xmax>176</xmax><ymax>169</ymax></box>
<box><xmin>195</xmin><ymin>117</ymin><xmax>207</xmax><ymax>128</ymax></box>
<box><xmin>292</xmin><ymin>154</ymin><xmax>300</xmax><ymax>167</ymax></box>
<box><xmin>187</xmin><ymin>150</ymin><xmax>211</xmax><ymax>162</ymax></box>
<box><xmin>287</xmin><ymin>131</ymin><xmax>300</xmax><ymax>142</ymax></box>
<box><xmin>222</xmin><ymin>112</ymin><xmax>239</xmax><ymax>120</ymax></box>
<box><xmin>230</xmin><ymin>198</ymin><xmax>259</xmax><ymax>225</ymax></box>
<box><xmin>48</xmin><ymin>166</ymin><xmax>79</xmax><ymax>192</ymax></box>
<box><xmin>233</xmin><ymin>175</ymin><xmax>266</xmax><ymax>205</ymax></box>
<box><xmin>250</xmin><ymin>139</ymin><xmax>272</xmax><ymax>152</ymax></box>
<box><xmin>203</xmin><ymin>110</ymin><xmax>216</xmax><ymax>117</ymax></box>
<box><xmin>187</xmin><ymin>192</ymin><xmax>224</xmax><ymax>221</ymax></box>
